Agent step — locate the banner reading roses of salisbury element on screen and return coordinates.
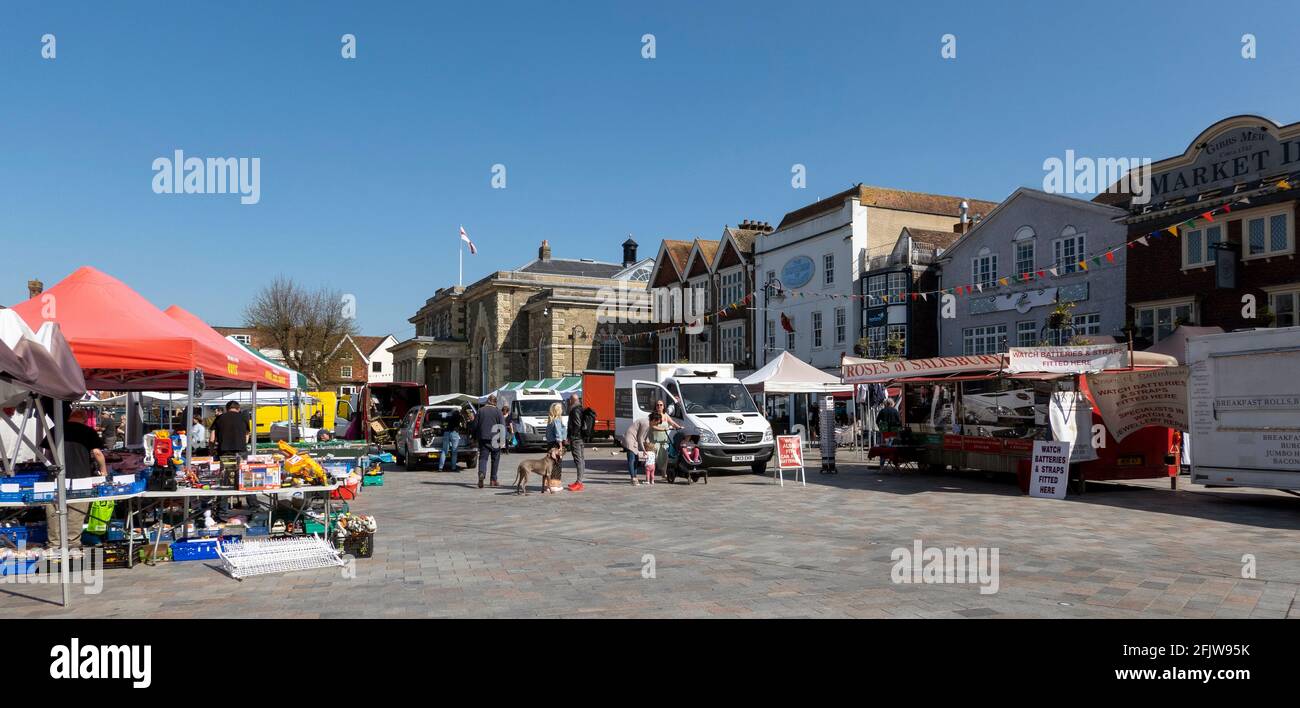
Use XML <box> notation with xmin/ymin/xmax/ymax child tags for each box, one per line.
<box><xmin>841</xmin><ymin>354</ymin><xmax>1003</xmax><ymax>384</ymax></box>
<box><xmin>1084</xmin><ymin>366</ymin><xmax>1190</xmax><ymax>442</ymax></box>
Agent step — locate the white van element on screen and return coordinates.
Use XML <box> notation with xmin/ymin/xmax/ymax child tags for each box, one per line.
<box><xmin>1187</xmin><ymin>327</ymin><xmax>1300</xmax><ymax>492</ymax></box>
<box><xmin>497</xmin><ymin>388</ymin><xmax>563</xmax><ymax>449</ymax></box>
<box><xmin>615</xmin><ymin>364</ymin><xmax>773</xmax><ymax>473</ymax></box>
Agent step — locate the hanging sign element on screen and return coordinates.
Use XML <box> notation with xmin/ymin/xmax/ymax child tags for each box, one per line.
<box><xmin>991</xmin><ymin>288</ymin><xmax>1057</xmax><ymax>314</ymax></box>
<box><xmin>1085</xmin><ymin>366</ymin><xmax>1189</xmax><ymax>442</ymax></box>
<box><xmin>1007</xmin><ymin>344</ymin><xmax>1130</xmax><ymax>374</ymax></box>
<box><xmin>842</xmin><ymin>354</ymin><xmax>1003</xmax><ymax>384</ymax></box>
<box><xmin>1049</xmin><ymin>391</ymin><xmax>1098</xmax><ymax>462</ymax></box>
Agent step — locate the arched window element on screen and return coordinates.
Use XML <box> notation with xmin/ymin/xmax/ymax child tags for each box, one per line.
<box><xmin>599</xmin><ymin>338</ymin><xmax>623</xmax><ymax>370</ymax></box>
<box><xmin>1013</xmin><ymin>226</ymin><xmax>1036</xmax><ymax>277</ymax></box>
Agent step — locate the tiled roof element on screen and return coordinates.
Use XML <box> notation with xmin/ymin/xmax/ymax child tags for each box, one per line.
<box><xmin>694</xmin><ymin>240</ymin><xmax>720</xmax><ymax>270</ymax></box>
<box><xmin>776</xmin><ymin>184</ymin><xmax>998</xmax><ymax>229</ymax></box>
<box><xmin>723</xmin><ymin>228</ymin><xmax>760</xmax><ymax>253</ymax></box>
<box><xmin>517</xmin><ymin>258</ymin><xmax>624</xmax><ymax>278</ymax></box>
<box><xmin>661</xmin><ymin>239</ymin><xmax>693</xmax><ymax>274</ymax></box>
<box><xmin>903</xmin><ymin>227</ymin><xmax>961</xmax><ymax>251</ymax></box>
<box><xmin>353</xmin><ymin>335</ymin><xmax>391</xmax><ymax>357</ymax></box>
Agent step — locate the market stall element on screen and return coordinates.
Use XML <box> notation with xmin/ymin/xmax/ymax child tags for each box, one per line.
<box><xmin>4</xmin><ymin>267</ymin><xmax>379</xmax><ymax>581</ymax></box>
<box><xmin>743</xmin><ymin>352</ymin><xmax>855</xmax><ymax>443</ymax></box>
<box><xmin>843</xmin><ymin>346</ymin><xmax>1185</xmax><ymax>492</ymax></box>
<box><xmin>0</xmin><ymin>310</ymin><xmax>88</xmax><ymax>606</ymax></box>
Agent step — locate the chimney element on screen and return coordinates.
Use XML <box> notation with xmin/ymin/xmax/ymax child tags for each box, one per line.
<box><xmin>622</xmin><ymin>237</ymin><xmax>638</xmax><ymax>267</ymax></box>
<box><xmin>539</xmin><ymin>239</ymin><xmax>551</xmax><ymax>261</ymax></box>
<box><xmin>959</xmin><ymin>201</ymin><xmax>969</xmax><ymax>234</ymax></box>
<box><xmin>27</xmin><ymin>279</ymin><xmax>43</xmax><ymax>298</ymax></box>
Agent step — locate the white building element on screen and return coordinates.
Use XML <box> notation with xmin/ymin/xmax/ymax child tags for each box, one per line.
<box><xmin>753</xmin><ymin>184</ymin><xmax>997</xmax><ymax>373</ymax></box>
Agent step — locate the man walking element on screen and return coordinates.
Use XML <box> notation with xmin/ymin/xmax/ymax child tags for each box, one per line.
<box><xmin>564</xmin><ymin>394</ymin><xmax>586</xmax><ymax>492</ymax></box>
<box><xmin>474</xmin><ymin>394</ymin><xmax>505</xmax><ymax>488</ymax></box>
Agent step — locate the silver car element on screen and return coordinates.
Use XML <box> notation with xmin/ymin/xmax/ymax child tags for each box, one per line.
<box><xmin>394</xmin><ymin>405</ymin><xmax>478</xmax><ymax>471</ymax></box>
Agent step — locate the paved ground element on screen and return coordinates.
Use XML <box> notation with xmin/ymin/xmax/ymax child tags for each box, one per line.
<box><xmin>4</xmin><ymin>447</ymin><xmax>1299</xmax><ymax>618</ymax></box>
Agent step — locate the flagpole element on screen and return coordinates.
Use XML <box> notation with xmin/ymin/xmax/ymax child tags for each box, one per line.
<box><xmin>459</xmin><ymin>237</ymin><xmax>463</xmax><ymax>287</ymax></box>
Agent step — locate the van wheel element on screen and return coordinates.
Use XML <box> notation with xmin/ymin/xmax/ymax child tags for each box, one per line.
<box><xmin>751</xmin><ymin>461</ymin><xmax>767</xmax><ymax>475</ymax></box>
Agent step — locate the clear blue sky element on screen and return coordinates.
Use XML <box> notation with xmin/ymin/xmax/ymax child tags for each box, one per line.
<box><xmin>3</xmin><ymin>0</ymin><xmax>1298</xmax><ymax>340</ymax></box>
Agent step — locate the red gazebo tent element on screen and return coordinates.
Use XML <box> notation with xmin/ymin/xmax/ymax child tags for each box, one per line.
<box><xmin>163</xmin><ymin>305</ymin><xmax>290</xmax><ymax>390</ymax></box>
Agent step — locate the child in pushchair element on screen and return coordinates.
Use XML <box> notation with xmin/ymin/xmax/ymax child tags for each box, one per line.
<box><xmin>673</xmin><ymin>432</ymin><xmax>707</xmax><ymax>484</ymax></box>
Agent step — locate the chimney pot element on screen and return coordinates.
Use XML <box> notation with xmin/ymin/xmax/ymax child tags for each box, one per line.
<box><xmin>539</xmin><ymin>239</ymin><xmax>552</xmax><ymax>261</ymax></box>
<box><xmin>27</xmin><ymin>279</ymin><xmax>43</xmax><ymax>298</ymax></box>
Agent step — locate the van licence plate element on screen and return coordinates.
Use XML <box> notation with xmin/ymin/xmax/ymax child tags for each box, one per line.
<box><xmin>1117</xmin><ymin>455</ymin><xmax>1143</xmax><ymax>466</ymax></box>
<box><xmin>732</xmin><ymin>455</ymin><xmax>755</xmax><ymax>462</ymax></box>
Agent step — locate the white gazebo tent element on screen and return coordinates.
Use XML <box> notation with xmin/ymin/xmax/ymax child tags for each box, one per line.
<box><xmin>742</xmin><ymin>352</ymin><xmax>853</xmax><ymax>444</ymax></box>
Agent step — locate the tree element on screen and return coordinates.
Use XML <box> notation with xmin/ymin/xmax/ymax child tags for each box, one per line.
<box><xmin>244</xmin><ymin>276</ymin><xmax>357</xmax><ymax>388</ymax></box>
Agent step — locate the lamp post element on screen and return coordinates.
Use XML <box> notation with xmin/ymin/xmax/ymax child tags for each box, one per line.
<box><xmin>568</xmin><ymin>325</ymin><xmax>587</xmax><ymax>377</ymax></box>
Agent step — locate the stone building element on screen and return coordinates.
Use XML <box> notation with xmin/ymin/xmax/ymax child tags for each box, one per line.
<box><xmin>392</xmin><ymin>239</ymin><xmax>656</xmax><ymax>395</ymax></box>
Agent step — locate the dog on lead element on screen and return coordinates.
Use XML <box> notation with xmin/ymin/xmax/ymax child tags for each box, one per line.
<box><xmin>514</xmin><ymin>448</ymin><xmax>563</xmax><ymax>495</ymax></box>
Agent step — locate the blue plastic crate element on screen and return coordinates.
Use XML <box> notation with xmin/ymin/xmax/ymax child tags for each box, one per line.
<box><xmin>0</xmin><ymin>490</ymin><xmax>23</xmax><ymax>503</ymax></box>
<box><xmin>8</xmin><ymin>471</ymin><xmax>49</xmax><ymax>487</ymax></box>
<box><xmin>0</xmin><ymin>527</ymin><xmax>29</xmax><ymax>546</ymax></box>
<box><xmin>27</xmin><ymin>525</ymin><xmax>47</xmax><ymax>544</ymax></box>
<box><xmin>170</xmin><ymin>536</ymin><xmax>238</xmax><ymax>561</ymax></box>
<box><xmin>0</xmin><ymin>556</ymin><xmax>40</xmax><ymax>576</ymax></box>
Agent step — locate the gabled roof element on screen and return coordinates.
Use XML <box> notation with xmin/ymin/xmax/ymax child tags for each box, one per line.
<box><xmin>649</xmin><ymin>239</ymin><xmax>693</xmax><ymax>287</ymax></box>
<box><xmin>939</xmin><ymin>187</ymin><xmax>1128</xmax><ymax>259</ymax></box>
<box><xmin>684</xmin><ymin>239</ymin><xmax>720</xmax><ymax>279</ymax></box>
<box><xmin>776</xmin><ymin>184</ymin><xmax>999</xmax><ymax>229</ymax></box>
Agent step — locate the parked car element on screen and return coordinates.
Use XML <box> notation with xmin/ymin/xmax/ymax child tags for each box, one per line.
<box><xmin>394</xmin><ymin>404</ymin><xmax>479</xmax><ymax>471</ymax></box>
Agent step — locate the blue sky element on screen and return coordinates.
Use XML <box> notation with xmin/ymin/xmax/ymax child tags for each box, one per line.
<box><xmin>2</xmin><ymin>0</ymin><xmax>1298</xmax><ymax>339</ymax></box>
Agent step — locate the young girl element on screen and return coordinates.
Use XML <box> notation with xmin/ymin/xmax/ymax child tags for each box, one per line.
<box><xmin>545</xmin><ymin>402</ymin><xmax>567</xmax><ymax>487</ymax></box>
<box><xmin>647</xmin><ymin>412</ymin><xmax>671</xmax><ymax>485</ymax></box>
<box><xmin>677</xmin><ymin>434</ymin><xmax>702</xmax><ymax>467</ymax></box>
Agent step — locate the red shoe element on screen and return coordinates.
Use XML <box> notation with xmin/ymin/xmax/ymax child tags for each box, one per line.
<box><xmin>566</xmin><ymin>482</ymin><xmax>584</xmax><ymax>492</ymax></box>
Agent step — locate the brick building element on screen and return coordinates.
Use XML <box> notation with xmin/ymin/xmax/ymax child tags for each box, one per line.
<box><xmin>1096</xmin><ymin>115</ymin><xmax>1300</xmax><ymax>346</ymax></box>
<box><xmin>858</xmin><ymin>225</ymin><xmax>960</xmax><ymax>358</ymax></box>
<box><xmin>212</xmin><ymin>326</ymin><xmax>395</xmax><ymax>394</ymax></box>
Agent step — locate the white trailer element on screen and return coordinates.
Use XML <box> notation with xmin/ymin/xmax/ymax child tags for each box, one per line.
<box><xmin>1187</xmin><ymin>327</ymin><xmax>1300</xmax><ymax>492</ymax></box>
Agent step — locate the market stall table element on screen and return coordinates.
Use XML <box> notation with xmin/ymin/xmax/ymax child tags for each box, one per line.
<box><xmin>868</xmin><ymin>444</ymin><xmax>927</xmax><ymax>472</ymax></box>
<box><xmin>128</xmin><ymin>483</ymin><xmax>340</xmax><ymax>567</ymax></box>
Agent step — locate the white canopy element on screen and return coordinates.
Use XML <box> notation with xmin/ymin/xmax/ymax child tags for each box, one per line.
<box><xmin>1144</xmin><ymin>325</ymin><xmax>1225</xmax><ymax>364</ymax></box>
<box><xmin>742</xmin><ymin>351</ymin><xmax>853</xmax><ymax>394</ymax></box>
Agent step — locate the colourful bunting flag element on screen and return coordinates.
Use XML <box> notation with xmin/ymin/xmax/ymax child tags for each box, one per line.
<box><xmin>1104</xmin><ymin>251</ymin><xmax>1115</xmax><ymax>263</ymax></box>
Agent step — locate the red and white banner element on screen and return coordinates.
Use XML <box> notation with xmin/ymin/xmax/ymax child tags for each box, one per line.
<box><xmin>1007</xmin><ymin>344</ymin><xmax>1129</xmax><ymax>374</ymax></box>
<box><xmin>1084</xmin><ymin>366</ymin><xmax>1189</xmax><ymax>442</ymax></box>
<box><xmin>460</xmin><ymin>225</ymin><xmax>477</xmax><ymax>255</ymax></box>
<box><xmin>841</xmin><ymin>354</ymin><xmax>1003</xmax><ymax>384</ymax></box>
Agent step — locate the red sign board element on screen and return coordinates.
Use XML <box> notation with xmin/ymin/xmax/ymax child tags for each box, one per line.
<box><xmin>776</xmin><ymin>435</ymin><xmax>804</xmax><ymax>470</ymax></box>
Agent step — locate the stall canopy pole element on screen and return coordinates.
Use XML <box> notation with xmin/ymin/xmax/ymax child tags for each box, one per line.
<box><xmin>251</xmin><ymin>382</ymin><xmax>258</xmax><ymax>453</ymax></box>
<box><xmin>184</xmin><ymin>370</ymin><xmax>195</xmax><ymax>468</ymax></box>
<box><xmin>51</xmin><ymin>399</ymin><xmax>70</xmax><ymax>607</ymax></box>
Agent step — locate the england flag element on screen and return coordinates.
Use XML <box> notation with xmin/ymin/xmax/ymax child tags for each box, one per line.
<box><xmin>460</xmin><ymin>226</ymin><xmax>477</xmax><ymax>255</ymax></box>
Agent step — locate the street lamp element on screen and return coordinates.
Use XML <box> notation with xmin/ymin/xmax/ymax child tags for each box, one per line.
<box><xmin>568</xmin><ymin>325</ymin><xmax>587</xmax><ymax>377</ymax></box>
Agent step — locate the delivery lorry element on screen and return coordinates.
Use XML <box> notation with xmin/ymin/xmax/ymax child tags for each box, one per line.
<box><xmin>581</xmin><ymin>369</ymin><xmax>615</xmax><ymax>441</ymax></box>
<box><xmin>614</xmin><ymin>363</ymin><xmax>773</xmax><ymax>473</ymax></box>
<box><xmin>1187</xmin><ymin>327</ymin><xmax>1300</xmax><ymax>492</ymax></box>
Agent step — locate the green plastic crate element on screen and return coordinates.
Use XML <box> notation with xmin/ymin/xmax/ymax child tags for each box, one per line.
<box><xmin>361</xmin><ymin>474</ymin><xmax>384</xmax><ymax>487</ymax></box>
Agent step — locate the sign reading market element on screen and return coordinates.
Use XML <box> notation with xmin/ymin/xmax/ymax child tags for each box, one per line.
<box><xmin>841</xmin><ymin>354</ymin><xmax>1002</xmax><ymax>384</ymax></box>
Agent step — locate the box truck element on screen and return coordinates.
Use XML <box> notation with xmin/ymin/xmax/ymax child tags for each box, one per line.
<box><xmin>581</xmin><ymin>369</ymin><xmax>615</xmax><ymax>441</ymax></box>
<box><xmin>614</xmin><ymin>363</ymin><xmax>773</xmax><ymax>473</ymax></box>
<box><xmin>1187</xmin><ymin>327</ymin><xmax>1300</xmax><ymax>492</ymax></box>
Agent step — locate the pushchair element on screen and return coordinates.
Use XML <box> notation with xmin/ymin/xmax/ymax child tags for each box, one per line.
<box><xmin>666</xmin><ymin>430</ymin><xmax>707</xmax><ymax>485</ymax></box>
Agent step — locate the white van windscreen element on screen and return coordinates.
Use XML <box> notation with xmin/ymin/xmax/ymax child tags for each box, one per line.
<box><xmin>678</xmin><ymin>382</ymin><xmax>758</xmax><ymax>414</ymax></box>
<box><xmin>514</xmin><ymin>400</ymin><xmax>554</xmax><ymax>417</ymax></box>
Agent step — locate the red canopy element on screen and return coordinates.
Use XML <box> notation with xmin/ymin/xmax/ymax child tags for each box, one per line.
<box><xmin>164</xmin><ymin>306</ymin><xmax>289</xmax><ymax>390</ymax></box>
<box><xmin>8</xmin><ymin>266</ymin><xmax>272</xmax><ymax>390</ymax></box>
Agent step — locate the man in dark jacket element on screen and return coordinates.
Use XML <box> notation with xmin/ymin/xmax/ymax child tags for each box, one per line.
<box><xmin>474</xmin><ymin>394</ymin><xmax>505</xmax><ymax>488</ymax></box>
<box><xmin>564</xmin><ymin>394</ymin><xmax>586</xmax><ymax>492</ymax></box>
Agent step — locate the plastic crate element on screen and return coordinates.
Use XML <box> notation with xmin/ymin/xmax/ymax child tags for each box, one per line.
<box><xmin>335</xmin><ymin>531</ymin><xmax>373</xmax><ymax>559</ymax></box>
<box><xmin>100</xmin><ymin>542</ymin><xmax>131</xmax><ymax>569</ymax></box>
<box><xmin>27</xmin><ymin>524</ymin><xmax>48</xmax><ymax>544</ymax></box>
<box><xmin>171</xmin><ymin>537</ymin><xmax>237</xmax><ymax>561</ymax></box>
<box><xmin>8</xmin><ymin>471</ymin><xmax>50</xmax><ymax>487</ymax></box>
<box><xmin>0</xmin><ymin>555</ymin><xmax>40</xmax><ymax>576</ymax></box>
<box><xmin>0</xmin><ymin>489</ymin><xmax>23</xmax><ymax>503</ymax></box>
<box><xmin>360</xmin><ymin>474</ymin><xmax>384</xmax><ymax>487</ymax></box>
<box><xmin>303</xmin><ymin>512</ymin><xmax>342</xmax><ymax>535</ymax></box>
<box><xmin>330</xmin><ymin>481</ymin><xmax>361</xmax><ymax>500</ymax></box>
<box><xmin>0</xmin><ymin>526</ymin><xmax>30</xmax><ymax>546</ymax></box>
